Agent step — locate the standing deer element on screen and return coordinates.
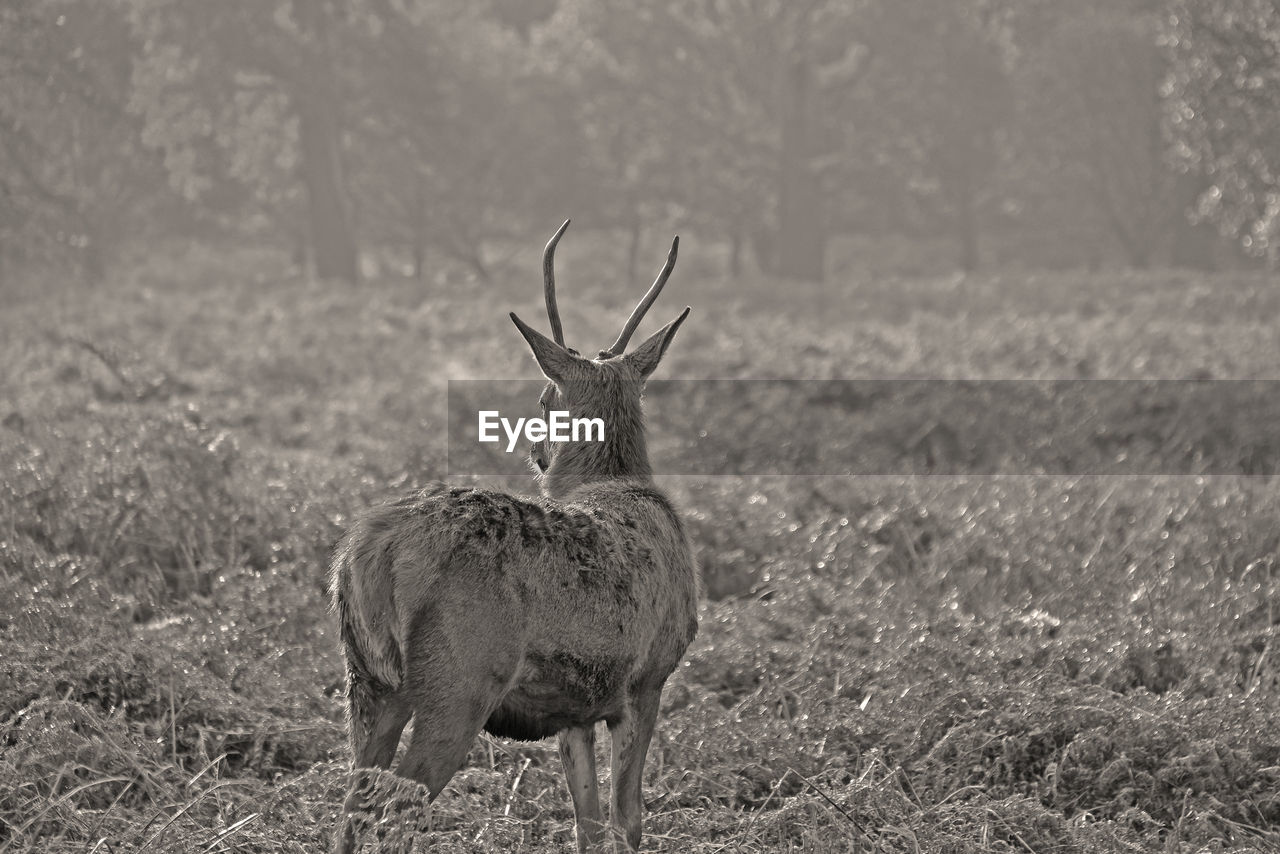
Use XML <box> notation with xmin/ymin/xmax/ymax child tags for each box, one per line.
<box><xmin>331</xmin><ymin>221</ymin><xmax>699</xmax><ymax>853</ymax></box>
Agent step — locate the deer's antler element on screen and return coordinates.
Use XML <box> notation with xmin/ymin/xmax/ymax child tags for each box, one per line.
<box><xmin>543</xmin><ymin>219</ymin><xmax>571</xmax><ymax>347</ymax></box>
<box><xmin>607</xmin><ymin>235</ymin><xmax>679</xmax><ymax>356</ymax></box>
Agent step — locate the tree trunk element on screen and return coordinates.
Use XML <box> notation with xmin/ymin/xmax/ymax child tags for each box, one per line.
<box><xmin>80</xmin><ymin>217</ymin><xmax>108</xmax><ymax>284</ymax></box>
<box><xmin>293</xmin><ymin>0</ymin><xmax>358</xmax><ymax>285</ymax></box>
<box><xmin>82</xmin><ymin>240</ymin><xmax>106</xmax><ymax>284</ymax></box>
<box><xmin>949</xmin><ymin>156</ymin><xmax>981</xmax><ymax>273</ymax></box>
<box><xmin>751</xmin><ymin>226</ymin><xmax>777</xmax><ymax>276</ymax></box>
<box><xmin>411</xmin><ymin>241</ymin><xmax>425</xmax><ymax>282</ymax></box>
<box><xmin>775</xmin><ymin>57</ymin><xmax>826</xmax><ymax>282</ymax></box>
<box><xmin>464</xmin><ymin>248</ymin><xmax>490</xmax><ymax>283</ymax></box>
<box><xmin>958</xmin><ymin>215</ymin><xmax>979</xmax><ymax>273</ymax></box>
<box><xmin>296</xmin><ymin>96</ymin><xmax>358</xmax><ymax>284</ymax></box>
<box><xmin>1169</xmin><ymin>172</ymin><xmax>1216</xmax><ymax>271</ymax></box>
<box><xmin>729</xmin><ymin>227</ymin><xmax>743</xmax><ymax>277</ymax></box>
<box><xmin>1113</xmin><ymin>221</ymin><xmax>1152</xmax><ymax>270</ymax></box>
<box><xmin>412</xmin><ymin>176</ymin><xmax>427</xmax><ymax>282</ymax></box>
<box><xmin>1104</xmin><ymin>198</ymin><xmax>1154</xmax><ymax>271</ymax></box>
<box><xmin>290</xmin><ymin>214</ymin><xmax>309</xmax><ymax>273</ymax></box>
<box><xmin>956</xmin><ymin>190</ymin><xmax>979</xmax><ymax>274</ymax></box>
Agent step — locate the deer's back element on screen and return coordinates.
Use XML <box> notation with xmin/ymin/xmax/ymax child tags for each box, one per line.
<box><xmin>332</xmin><ymin>482</ymin><xmax>698</xmax><ymax>732</ymax></box>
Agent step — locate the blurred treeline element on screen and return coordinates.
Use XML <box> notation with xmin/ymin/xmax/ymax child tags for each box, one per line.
<box><xmin>2</xmin><ymin>0</ymin><xmax>1279</xmax><ymax>285</ymax></box>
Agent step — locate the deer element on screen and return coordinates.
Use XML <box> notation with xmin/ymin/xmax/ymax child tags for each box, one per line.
<box><xmin>330</xmin><ymin>220</ymin><xmax>699</xmax><ymax>853</ymax></box>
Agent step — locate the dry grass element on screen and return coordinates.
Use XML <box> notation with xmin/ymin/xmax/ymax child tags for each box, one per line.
<box><xmin>1</xmin><ymin>241</ymin><xmax>1278</xmax><ymax>852</ymax></box>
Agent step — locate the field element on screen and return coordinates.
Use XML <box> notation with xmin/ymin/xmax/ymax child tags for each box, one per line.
<box><xmin>2</xmin><ymin>241</ymin><xmax>1280</xmax><ymax>853</ymax></box>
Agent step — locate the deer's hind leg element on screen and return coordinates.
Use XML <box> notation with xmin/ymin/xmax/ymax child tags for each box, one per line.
<box><xmin>607</xmin><ymin>689</ymin><xmax>662</xmax><ymax>851</ymax></box>
<box><xmin>334</xmin><ymin>687</ymin><xmax>411</xmax><ymax>854</ymax></box>
<box><xmin>559</xmin><ymin>724</ymin><xmax>605</xmax><ymax>853</ymax></box>
<box><xmin>395</xmin><ymin>612</ymin><xmax>523</xmax><ymax>798</ymax></box>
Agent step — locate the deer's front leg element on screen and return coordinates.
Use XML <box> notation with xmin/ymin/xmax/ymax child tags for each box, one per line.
<box><xmin>559</xmin><ymin>725</ymin><xmax>605</xmax><ymax>853</ymax></box>
<box><xmin>608</xmin><ymin>690</ymin><xmax>662</xmax><ymax>851</ymax></box>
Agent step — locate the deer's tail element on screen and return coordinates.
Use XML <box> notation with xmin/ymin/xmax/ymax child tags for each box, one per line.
<box><xmin>331</xmin><ymin>530</ymin><xmax>405</xmax><ymax>693</ymax></box>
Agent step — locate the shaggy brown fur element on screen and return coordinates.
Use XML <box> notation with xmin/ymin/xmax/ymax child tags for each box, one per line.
<box><xmin>331</xmin><ymin>227</ymin><xmax>698</xmax><ymax>853</ymax></box>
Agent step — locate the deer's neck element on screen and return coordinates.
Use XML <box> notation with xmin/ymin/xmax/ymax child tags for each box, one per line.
<box><xmin>543</xmin><ymin>405</ymin><xmax>652</xmax><ymax>499</ymax></box>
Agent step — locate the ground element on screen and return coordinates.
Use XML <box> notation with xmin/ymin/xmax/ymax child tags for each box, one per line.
<box><xmin>2</xmin><ymin>241</ymin><xmax>1278</xmax><ymax>852</ymax></box>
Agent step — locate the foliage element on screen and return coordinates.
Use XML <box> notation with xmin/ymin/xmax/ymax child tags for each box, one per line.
<box><xmin>0</xmin><ymin>1</ymin><xmax>163</xmax><ymax>279</ymax></box>
<box><xmin>1165</xmin><ymin>0</ymin><xmax>1280</xmax><ymax>264</ymax></box>
<box><xmin>852</xmin><ymin>0</ymin><xmax>1013</xmax><ymax>271</ymax></box>
<box><xmin>5</xmin><ymin>1</ymin><xmax>1269</xmax><ymax>280</ymax></box>
<box><xmin>555</xmin><ymin>0</ymin><xmax>1012</xmax><ymax>277</ymax></box>
<box><xmin>1016</xmin><ymin>8</ymin><xmax>1176</xmax><ymax>268</ymax></box>
<box><xmin>124</xmin><ymin>0</ymin><xmax>362</xmax><ymax>279</ymax></box>
<box><xmin>346</xmin><ymin>1</ymin><xmax>578</xmax><ymax>279</ymax></box>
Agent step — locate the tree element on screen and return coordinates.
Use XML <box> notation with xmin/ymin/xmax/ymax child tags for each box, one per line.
<box><xmin>1166</xmin><ymin>0</ymin><xmax>1280</xmax><ymax>265</ymax></box>
<box><xmin>560</xmin><ymin>0</ymin><xmax>1021</xmax><ymax>279</ymax></box>
<box><xmin>1016</xmin><ymin>9</ymin><xmax>1175</xmax><ymax>269</ymax></box>
<box><xmin>853</xmin><ymin>0</ymin><xmax>1013</xmax><ymax>273</ymax></box>
<box><xmin>0</xmin><ymin>0</ymin><xmax>163</xmax><ymax>281</ymax></box>
<box><xmin>125</xmin><ymin>0</ymin><xmax>359</xmax><ymax>283</ymax></box>
<box><xmin>346</xmin><ymin>1</ymin><xmax>578</xmax><ymax>282</ymax></box>
<box><xmin>552</xmin><ymin>0</ymin><xmax>878</xmax><ymax>283</ymax></box>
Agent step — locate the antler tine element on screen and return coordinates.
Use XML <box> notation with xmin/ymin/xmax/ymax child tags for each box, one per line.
<box><xmin>607</xmin><ymin>235</ymin><xmax>679</xmax><ymax>356</ymax></box>
<box><xmin>543</xmin><ymin>219</ymin><xmax>571</xmax><ymax>347</ymax></box>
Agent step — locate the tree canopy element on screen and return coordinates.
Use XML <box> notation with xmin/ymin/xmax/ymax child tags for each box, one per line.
<box><xmin>0</xmin><ymin>0</ymin><xmax>1270</xmax><ymax>282</ymax></box>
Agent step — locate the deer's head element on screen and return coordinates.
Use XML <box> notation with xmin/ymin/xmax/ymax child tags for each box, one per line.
<box><xmin>510</xmin><ymin>220</ymin><xmax>690</xmax><ymax>496</ymax></box>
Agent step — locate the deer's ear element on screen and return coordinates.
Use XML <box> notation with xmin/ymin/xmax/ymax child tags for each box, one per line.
<box><xmin>624</xmin><ymin>307</ymin><xmax>690</xmax><ymax>380</ymax></box>
<box><xmin>510</xmin><ymin>312</ymin><xmax>575</xmax><ymax>383</ymax></box>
